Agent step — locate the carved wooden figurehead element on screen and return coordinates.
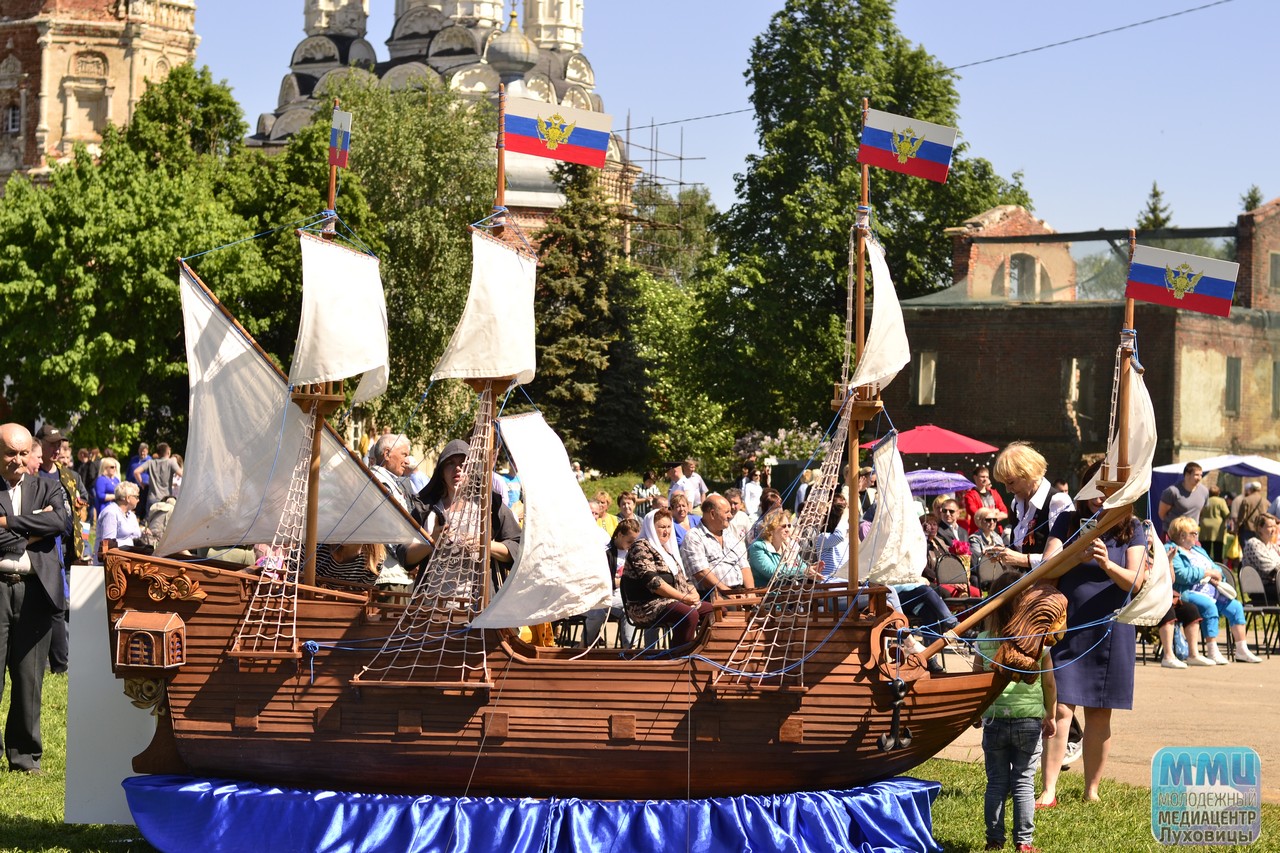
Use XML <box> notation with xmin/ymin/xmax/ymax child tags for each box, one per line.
<box><xmin>991</xmin><ymin>582</ymin><xmax>1068</xmax><ymax>684</ymax></box>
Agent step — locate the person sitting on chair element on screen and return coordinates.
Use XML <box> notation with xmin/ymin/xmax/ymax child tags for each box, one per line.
<box><xmin>621</xmin><ymin>509</ymin><xmax>714</xmax><ymax>649</ymax></box>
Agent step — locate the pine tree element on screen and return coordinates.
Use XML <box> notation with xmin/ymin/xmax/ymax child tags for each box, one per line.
<box><xmin>528</xmin><ymin>164</ymin><xmax>618</xmax><ymax>464</ymax></box>
<box><xmin>1136</xmin><ymin>181</ymin><xmax>1173</xmax><ymax>230</ymax></box>
<box><xmin>1241</xmin><ymin>184</ymin><xmax>1264</xmax><ymax>213</ymax></box>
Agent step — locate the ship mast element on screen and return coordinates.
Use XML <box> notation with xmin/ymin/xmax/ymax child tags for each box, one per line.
<box><xmin>295</xmin><ymin>99</ymin><xmax>347</xmax><ymax>587</ymax></box>
<box><xmin>837</xmin><ymin>98</ymin><xmax>883</xmax><ymax>586</ymax></box>
<box><xmin>462</xmin><ymin>83</ymin><xmax>516</xmax><ymax>611</ymax></box>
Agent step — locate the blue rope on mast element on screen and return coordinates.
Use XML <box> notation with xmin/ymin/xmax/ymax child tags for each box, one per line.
<box><xmin>472</xmin><ymin>205</ymin><xmax>535</xmax><ymax>254</ymax></box>
<box><xmin>180</xmin><ymin>212</ymin><xmax>331</xmax><ymax>261</ymax></box>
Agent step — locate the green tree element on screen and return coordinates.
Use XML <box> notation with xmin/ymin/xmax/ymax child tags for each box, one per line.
<box><xmin>123</xmin><ymin>64</ymin><xmax>247</xmax><ymax>170</ymax></box>
<box><xmin>631</xmin><ymin>270</ymin><xmax>737</xmax><ymax>476</ymax></box>
<box><xmin>712</xmin><ymin>0</ymin><xmax>1031</xmax><ymax>428</ymax></box>
<box><xmin>1136</xmin><ymin>181</ymin><xmax>1173</xmax><ymax>230</ymax></box>
<box><xmin>587</xmin><ymin>262</ymin><xmax>653</xmax><ymax>473</ymax></box>
<box><xmin>0</xmin><ymin>139</ymin><xmax>269</xmax><ymax>449</ymax></box>
<box><xmin>1241</xmin><ymin>184</ymin><xmax>1264</xmax><ymax>213</ymax></box>
<box><xmin>527</xmin><ymin>164</ymin><xmax>618</xmax><ymax>464</ymax></box>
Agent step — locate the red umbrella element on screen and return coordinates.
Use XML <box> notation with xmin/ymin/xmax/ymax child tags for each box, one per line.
<box><xmin>861</xmin><ymin>425</ymin><xmax>998</xmax><ymax>455</ymax></box>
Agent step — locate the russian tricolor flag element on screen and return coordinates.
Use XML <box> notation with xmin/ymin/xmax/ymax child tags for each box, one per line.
<box><xmin>329</xmin><ymin>109</ymin><xmax>352</xmax><ymax>168</ymax></box>
<box><xmin>505</xmin><ymin>97</ymin><xmax>611</xmax><ymax>168</ymax></box>
<box><xmin>1125</xmin><ymin>245</ymin><xmax>1238</xmax><ymax>318</ymax></box>
<box><xmin>858</xmin><ymin>109</ymin><xmax>957</xmax><ymax>184</ymax></box>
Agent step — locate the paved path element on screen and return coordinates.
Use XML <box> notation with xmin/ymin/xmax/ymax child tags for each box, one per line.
<box><xmin>937</xmin><ymin>651</ymin><xmax>1280</xmax><ymax>802</ymax></box>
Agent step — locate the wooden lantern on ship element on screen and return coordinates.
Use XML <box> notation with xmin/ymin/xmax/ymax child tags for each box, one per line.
<box><xmin>114</xmin><ymin>610</ymin><xmax>186</xmax><ymax>670</ymax></box>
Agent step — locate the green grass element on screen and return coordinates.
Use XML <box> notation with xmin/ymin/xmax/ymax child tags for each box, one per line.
<box><xmin>921</xmin><ymin>756</ymin><xmax>1280</xmax><ymax>852</ymax></box>
<box><xmin>579</xmin><ymin>471</ymin><xmax>643</xmax><ymax>506</ymax></box>
<box><xmin>0</xmin><ymin>674</ymin><xmax>155</xmax><ymax>852</ymax></box>
<box><xmin>4</xmin><ymin>675</ymin><xmax>1279</xmax><ymax>851</ymax></box>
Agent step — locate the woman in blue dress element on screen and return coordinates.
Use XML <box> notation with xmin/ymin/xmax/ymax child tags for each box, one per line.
<box><xmin>1035</xmin><ymin>484</ymin><xmax>1147</xmax><ymax>807</ymax></box>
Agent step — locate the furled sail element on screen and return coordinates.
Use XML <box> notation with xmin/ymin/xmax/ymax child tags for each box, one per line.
<box><xmin>289</xmin><ymin>232</ymin><xmax>389</xmax><ymax>405</ymax></box>
<box><xmin>849</xmin><ymin>237</ymin><xmax>910</xmax><ymax>392</ymax></box>
<box><xmin>1075</xmin><ymin>363</ymin><xmax>1157</xmax><ymax>509</ymax></box>
<box><xmin>470</xmin><ymin>412</ymin><xmax>611</xmax><ymax>629</ymax></box>
<box><xmin>432</xmin><ymin>229</ymin><xmax>537</xmax><ymax>386</ymax></box>
<box><xmin>1116</xmin><ymin>520</ymin><xmax>1173</xmax><ymax>626</ymax></box>
<box><xmin>861</xmin><ymin>432</ymin><xmax>929</xmax><ymax>584</ymax></box>
<box><xmin>157</xmin><ymin>265</ymin><xmax>428</xmax><ymax>555</ymax></box>
<box><xmin>1074</xmin><ymin>363</ymin><xmax>1166</xmax><ymax>624</ymax></box>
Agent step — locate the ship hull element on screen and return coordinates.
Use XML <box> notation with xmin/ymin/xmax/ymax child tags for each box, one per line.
<box><xmin>104</xmin><ymin>551</ymin><xmax>1002</xmax><ymax>800</ymax></box>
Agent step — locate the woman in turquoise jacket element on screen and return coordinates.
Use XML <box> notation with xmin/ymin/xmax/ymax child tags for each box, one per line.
<box><xmin>1166</xmin><ymin>516</ymin><xmax>1260</xmax><ymax>664</ymax></box>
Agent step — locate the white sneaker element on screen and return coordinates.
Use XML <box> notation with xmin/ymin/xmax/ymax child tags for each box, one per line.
<box><xmin>1237</xmin><ymin>649</ymin><xmax>1263</xmax><ymax>663</ymax></box>
<box><xmin>1186</xmin><ymin>656</ymin><xmax>1216</xmax><ymax>666</ymax></box>
<box><xmin>1207</xmin><ymin>650</ymin><xmax>1231</xmax><ymax>665</ymax></box>
<box><xmin>1061</xmin><ymin>737</ymin><xmax>1084</xmax><ymax>769</ymax></box>
<box><xmin>1161</xmin><ymin>658</ymin><xmax>1188</xmax><ymax>669</ymax></box>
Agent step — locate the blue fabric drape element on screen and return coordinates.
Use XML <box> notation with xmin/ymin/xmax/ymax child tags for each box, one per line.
<box><xmin>123</xmin><ymin>775</ymin><xmax>942</xmax><ymax>853</ymax></box>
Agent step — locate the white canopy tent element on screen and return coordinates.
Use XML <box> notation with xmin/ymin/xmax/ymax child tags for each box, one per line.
<box><xmin>1150</xmin><ymin>454</ymin><xmax>1280</xmax><ymax>537</ymax></box>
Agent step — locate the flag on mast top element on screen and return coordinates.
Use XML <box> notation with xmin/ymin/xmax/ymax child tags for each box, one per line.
<box><xmin>858</xmin><ymin>108</ymin><xmax>957</xmax><ymax>183</ymax></box>
<box><xmin>505</xmin><ymin>97</ymin><xmax>612</xmax><ymax>168</ymax></box>
<box><xmin>1124</xmin><ymin>245</ymin><xmax>1239</xmax><ymax>318</ymax></box>
<box><xmin>329</xmin><ymin>109</ymin><xmax>353</xmax><ymax>168</ymax></box>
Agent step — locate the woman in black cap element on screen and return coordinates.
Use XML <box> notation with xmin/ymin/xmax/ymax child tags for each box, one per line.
<box><xmin>404</xmin><ymin>439</ymin><xmax>521</xmax><ymax>586</ymax></box>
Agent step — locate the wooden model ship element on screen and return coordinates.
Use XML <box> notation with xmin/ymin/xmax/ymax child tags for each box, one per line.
<box><xmin>101</xmin><ymin>100</ymin><xmax>1162</xmax><ymax>800</ymax></box>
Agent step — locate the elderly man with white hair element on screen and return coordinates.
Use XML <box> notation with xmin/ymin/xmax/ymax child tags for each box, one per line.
<box><xmin>367</xmin><ymin>432</ymin><xmax>418</xmax><ymax>596</ymax></box>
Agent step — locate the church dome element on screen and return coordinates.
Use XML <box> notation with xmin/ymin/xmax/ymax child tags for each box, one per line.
<box><xmin>486</xmin><ymin>10</ymin><xmax>538</xmax><ymax>79</ymax></box>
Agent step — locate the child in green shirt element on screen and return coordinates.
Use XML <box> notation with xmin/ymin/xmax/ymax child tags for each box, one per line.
<box><xmin>974</xmin><ymin>571</ymin><xmax>1057</xmax><ymax>852</ymax></box>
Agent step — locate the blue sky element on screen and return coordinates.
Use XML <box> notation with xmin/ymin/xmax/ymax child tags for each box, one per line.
<box><xmin>197</xmin><ymin>1</ymin><xmax>1274</xmax><ymax>233</ymax></box>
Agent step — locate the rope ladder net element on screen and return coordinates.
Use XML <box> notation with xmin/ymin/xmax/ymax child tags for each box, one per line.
<box><xmin>354</xmin><ymin>393</ymin><xmax>495</xmax><ymax>687</ymax></box>
<box><xmin>231</xmin><ymin>400</ymin><xmax>315</xmax><ymax>657</ymax></box>
<box><xmin>715</xmin><ymin>397</ymin><xmax>854</xmax><ymax>688</ymax></box>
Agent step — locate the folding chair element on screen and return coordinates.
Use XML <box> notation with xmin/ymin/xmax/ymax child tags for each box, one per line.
<box><xmin>1237</xmin><ymin>565</ymin><xmax>1279</xmax><ymax>657</ymax></box>
<box><xmin>976</xmin><ymin>556</ymin><xmax>1005</xmax><ymax>592</ymax></box>
<box><xmin>935</xmin><ymin>554</ymin><xmax>980</xmax><ymax>614</ymax></box>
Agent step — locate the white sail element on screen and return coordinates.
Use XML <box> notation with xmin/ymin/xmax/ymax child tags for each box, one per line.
<box><xmin>432</xmin><ymin>230</ymin><xmax>537</xmax><ymax>386</ymax></box>
<box><xmin>1075</xmin><ymin>363</ymin><xmax>1157</xmax><ymax>509</ymax></box>
<box><xmin>861</xmin><ymin>432</ymin><xmax>929</xmax><ymax>586</ymax></box>
<box><xmin>157</xmin><ymin>266</ymin><xmax>428</xmax><ymax>555</ymax></box>
<box><xmin>849</xmin><ymin>237</ymin><xmax>910</xmax><ymax>392</ymax></box>
<box><xmin>289</xmin><ymin>232</ymin><xmax>389</xmax><ymax>405</ymax></box>
<box><xmin>470</xmin><ymin>412</ymin><xmax>611</xmax><ymax>629</ymax></box>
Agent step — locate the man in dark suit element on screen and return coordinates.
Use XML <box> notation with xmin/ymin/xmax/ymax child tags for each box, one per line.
<box><xmin>0</xmin><ymin>423</ymin><xmax>69</xmax><ymax>773</ymax></box>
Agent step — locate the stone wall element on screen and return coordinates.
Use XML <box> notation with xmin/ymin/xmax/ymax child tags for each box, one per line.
<box><xmin>0</xmin><ymin>0</ymin><xmax>196</xmax><ymax>181</ymax></box>
<box><xmin>947</xmin><ymin>205</ymin><xmax>1076</xmax><ymax>302</ymax></box>
<box><xmin>878</xmin><ymin>301</ymin><xmax>1178</xmax><ymax>485</ymax></box>
<box><xmin>1235</xmin><ymin>198</ymin><xmax>1280</xmax><ymax>312</ymax></box>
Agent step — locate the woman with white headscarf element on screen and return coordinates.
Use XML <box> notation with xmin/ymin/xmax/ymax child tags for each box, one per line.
<box><xmin>621</xmin><ymin>508</ymin><xmax>713</xmax><ymax>648</ymax></box>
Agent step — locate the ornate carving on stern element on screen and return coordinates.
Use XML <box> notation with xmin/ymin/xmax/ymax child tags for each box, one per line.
<box><xmin>114</xmin><ymin>611</ymin><xmax>187</xmax><ymax>670</ymax></box>
<box><xmin>123</xmin><ymin>678</ymin><xmax>168</xmax><ymax>716</ymax></box>
<box><xmin>104</xmin><ymin>554</ymin><xmax>208</xmax><ymax>603</ymax></box>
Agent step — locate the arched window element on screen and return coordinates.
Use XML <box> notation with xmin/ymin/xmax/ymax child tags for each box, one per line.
<box><xmin>5</xmin><ymin>105</ymin><xmax>19</xmax><ymax>134</ymax></box>
<box><xmin>1008</xmin><ymin>253</ymin><xmax>1037</xmax><ymax>300</ymax></box>
<box><xmin>127</xmin><ymin>633</ymin><xmax>156</xmax><ymax>666</ymax></box>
